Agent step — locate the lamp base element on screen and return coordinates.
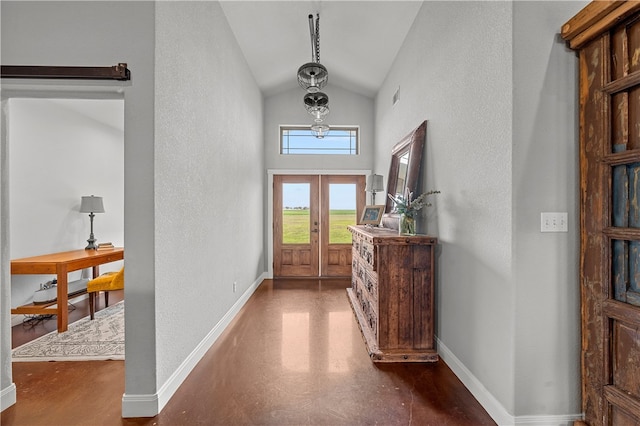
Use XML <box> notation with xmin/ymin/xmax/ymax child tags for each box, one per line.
<box><xmin>85</xmin><ymin>236</ymin><xmax>97</xmax><ymax>250</ymax></box>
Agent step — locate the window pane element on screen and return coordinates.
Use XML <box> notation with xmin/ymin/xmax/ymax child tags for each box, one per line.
<box><xmin>281</xmin><ymin>126</ymin><xmax>358</xmax><ymax>155</ymax></box>
<box><xmin>282</xmin><ymin>183</ymin><xmax>310</xmax><ymax>244</ymax></box>
<box><xmin>612</xmin><ymin>239</ymin><xmax>640</xmax><ymax>306</ymax></box>
<box><xmin>612</xmin><ymin>163</ymin><xmax>640</xmax><ymax>228</ymax></box>
<box><xmin>329</xmin><ymin>183</ymin><xmax>356</xmax><ymax>244</ymax></box>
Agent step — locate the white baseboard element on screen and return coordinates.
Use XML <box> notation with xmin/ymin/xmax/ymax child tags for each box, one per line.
<box><xmin>436</xmin><ymin>337</ymin><xmax>583</xmax><ymax>426</ymax></box>
<box><xmin>1</xmin><ymin>383</ymin><xmax>16</xmax><ymax>412</ymax></box>
<box><xmin>436</xmin><ymin>337</ymin><xmax>513</xmax><ymax>425</ymax></box>
<box><xmin>121</xmin><ymin>273</ymin><xmax>266</xmax><ymax>418</ymax></box>
<box><xmin>514</xmin><ymin>414</ymin><xmax>584</xmax><ymax>425</ymax></box>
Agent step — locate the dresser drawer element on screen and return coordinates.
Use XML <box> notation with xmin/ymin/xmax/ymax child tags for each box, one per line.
<box><xmin>354</xmin><ymin>283</ymin><xmax>377</xmax><ymax>339</ymax></box>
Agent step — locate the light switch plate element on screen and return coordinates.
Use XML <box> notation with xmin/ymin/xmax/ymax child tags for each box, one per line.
<box><xmin>541</xmin><ymin>212</ymin><xmax>568</xmax><ymax>232</ymax></box>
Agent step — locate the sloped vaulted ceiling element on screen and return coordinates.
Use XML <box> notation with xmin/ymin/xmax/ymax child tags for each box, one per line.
<box><xmin>219</xmin><ymin>1</ymin><xmax>423</xmax><ymax>98</ymax></box>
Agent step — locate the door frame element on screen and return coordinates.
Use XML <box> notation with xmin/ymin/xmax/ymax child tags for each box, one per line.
<box><xmin>266</xmin><ymin>169</ymin><xmax>371</xmax><ymax>278</ymax></box>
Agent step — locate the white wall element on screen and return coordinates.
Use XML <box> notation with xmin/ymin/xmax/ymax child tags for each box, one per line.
<box><xmin>8</xmin><ymin>98</ymin><xmax>124</xmax><ymax>308</ymax></box>
<box><xmin>512</xmin><ymin>1</ymin><xmax>586</xmax><ymax>417</ymax></box>
<box><xmin>154</xmin><ymin>0</ymin><xmax>264</xmax><ymax>392</ymax></box>
<box><xmin>375</xmin><ymin>1</ymin><xmax>586</xmax><ymax>423</ymax></box>
<box><xmin>376</xmin><ymin>0</ymin><xmax>515</xmax><ymax>416</ymax></box>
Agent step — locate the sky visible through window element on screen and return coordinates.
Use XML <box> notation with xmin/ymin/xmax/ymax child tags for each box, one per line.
<box><xmin>281</xmin><ymin>127</ymin><xmax>358</xmax><ymax>155</ymax></box>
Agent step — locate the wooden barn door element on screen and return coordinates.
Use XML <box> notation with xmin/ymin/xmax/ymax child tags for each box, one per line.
<box><xmin>563</xmin><ymin>3</ymin><xmax>640</xmax><ymax>424</ymax></box>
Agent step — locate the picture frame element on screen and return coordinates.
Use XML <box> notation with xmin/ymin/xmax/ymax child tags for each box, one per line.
<box><xmin>360</xmin><ymin>205</ymin><xmax>385</xmax><ymax>225</ymax></box>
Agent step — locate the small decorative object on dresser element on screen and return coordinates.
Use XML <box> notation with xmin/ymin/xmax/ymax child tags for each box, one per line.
<box><xmin>347</xmin><ymin>224</ymin><xmax>438</xmax><ymax>362</ymax></box>
<box><xmin>388</xmin><ymin>189</ymin><xmax>440</xmax><ymax>235</ymax></box>
<box><xmin>360</xmin><ymin>205</ymin><xmax>385</xmax><ymax>226</ymax></box>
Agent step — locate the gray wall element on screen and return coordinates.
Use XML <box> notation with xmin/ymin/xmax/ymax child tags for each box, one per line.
<box><xmin>154</xmin><ymin>0</ymin><xmax>264</xmax><ymax>390</ymax></box>
<box><xmin>374</xmin><ymin>0</ymin><xmax>586</xmax><ymax>421</ymax></box>
<box><xmin>512</xmin><ymin>1</ymin><xmax>585</xmax><ymax>416</ymax></box>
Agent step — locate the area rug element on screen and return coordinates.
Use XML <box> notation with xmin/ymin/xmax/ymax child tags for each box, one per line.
<box><xmin>12</xmin><ymin>301</ymin><xmax>125</xmax><ymax>362</ymax></box>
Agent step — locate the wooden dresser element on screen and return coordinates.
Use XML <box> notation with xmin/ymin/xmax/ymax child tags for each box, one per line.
<box><xmin>347</xmin><ymin>225</ymin><xmax>438</xmax><ymax>362</ymax></box>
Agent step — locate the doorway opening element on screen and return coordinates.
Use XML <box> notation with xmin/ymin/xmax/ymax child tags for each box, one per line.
<box><xmin>272</xmin><ymin>174</ymin><xmax>365</xmax><ymax>278</ymax></box>
<box><xmin>5</xmin><ymin>96</ymin><xmax>124</xmax><ymax>340</ymax></box>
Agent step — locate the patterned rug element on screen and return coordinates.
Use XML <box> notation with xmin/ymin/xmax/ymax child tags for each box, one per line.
<box><xmin>12</xmin><ymin>301</ymin><xmax>125</xmax><ymax>362</ymax></box>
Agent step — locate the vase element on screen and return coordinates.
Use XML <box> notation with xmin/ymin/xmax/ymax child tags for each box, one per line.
<box><xmin>399</xmin><ymin>213</ymin><xmax>416</xmax><ymax>235</ymax></box>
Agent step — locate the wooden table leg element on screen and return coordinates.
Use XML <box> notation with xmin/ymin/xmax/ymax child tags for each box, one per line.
<box><xmin>56</xmin><ymin>264</ymin><xmax>69</xmax><ymax>332</ymax></box>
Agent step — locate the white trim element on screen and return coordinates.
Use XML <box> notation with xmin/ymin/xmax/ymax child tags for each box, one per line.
<box><xmin>0</xmin><ymin>383</ymin><xmax>17</xmax><ymax>412</ymax></box>
<box><xmin>514</xmin><ymin>414</ymin><xmax>584</xmax><ymax>425</ymax></box>
<box><xmin>436</xmin><ymin>336</ymin><xmax>513</xmax><ymax>425</ymax></box>
<box><xmin>121</xmin><ymin>273</ymin><xmax>267</xmax><ymax>418</ymax></box>
<box><xmin>121</xmin><ymin>393</ymin><xmax>158</xmax><ymax>418</ymax></box>
<box><xmin>437</xmin><ymin>337</ymin><xmax>583</xmax><ymax>426</ymax></box>
<box><xmin>266</xmin><ymin>169</ymin><xmax>371</xmax><ymax>277</ymax></box>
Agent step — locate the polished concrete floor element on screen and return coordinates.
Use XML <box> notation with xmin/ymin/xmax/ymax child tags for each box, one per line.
<box><xmin>4</xmin><ymin>279</ymin><xmax>495</xmax><ymax>425</ymax></box>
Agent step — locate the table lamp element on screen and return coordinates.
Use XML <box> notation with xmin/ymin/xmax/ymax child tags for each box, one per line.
<box><xmin>366</xmin><ymin>174</ymin><xmax>384</xmax><ymax>204</ymax></box>
<box><xmin>80</xmin><ymin>195</ymin><xmax>105</xmax><ymax>250</ymax></box>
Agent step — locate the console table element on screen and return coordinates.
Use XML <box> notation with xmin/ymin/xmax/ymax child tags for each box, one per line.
<box><xmin>347</xmin><ymin>225</ymin><xmax>437</xmax><ymax>362</ymax></box>
<box><xmin>11</xmin><ymin>248</ymin><xmax>124</xmax><ymax>332</ymax></box>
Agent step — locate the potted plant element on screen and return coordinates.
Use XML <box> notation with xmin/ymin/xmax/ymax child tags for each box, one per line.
<box><xmin>388</xmin><ymin>189</ymin><xmax>440</xmax><ymax>235</ymax></box>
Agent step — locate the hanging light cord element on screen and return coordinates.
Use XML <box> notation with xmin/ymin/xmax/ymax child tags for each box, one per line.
<box><xmin>308</xmin><ymin>13</ymin><xmax>321</xmax><ymax>64</ymax></box>
<box><xmin>315</xmin><ymin>14</ymin><xmax>321</xmax><ymax>64</ymax></box>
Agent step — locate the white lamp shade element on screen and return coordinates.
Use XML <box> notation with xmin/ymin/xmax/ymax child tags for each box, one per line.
<box><xmin>366</xmin><ymin>174</ymin><xmax>384</xmax><ymax>192</ymax></box>
<box><xmin>80</xmin><ymin>195</ymin><xmax>105</xmax><ymax>213</ymax></box>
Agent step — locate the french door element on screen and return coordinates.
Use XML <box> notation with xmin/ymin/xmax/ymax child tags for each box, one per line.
<box><xmin>273</xmin><ymin>174</ymin><xmax>366</xmax><ymax>278</ymax></box>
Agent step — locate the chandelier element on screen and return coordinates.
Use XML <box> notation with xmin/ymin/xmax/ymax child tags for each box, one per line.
<box><xmin>297</xmin><ymin>13</ymin><xmax>330</xmax><ymax>138</ymax></box>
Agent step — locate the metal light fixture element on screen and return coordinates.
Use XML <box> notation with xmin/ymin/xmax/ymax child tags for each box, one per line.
<box><xmin>304</xmin><ymin>92</ymin><xmax>330</xmax><ymax>122</ymax></box>
<box><xmin>366</xmin><ymin>175</ymin><xmax>385</xmax><ymax>204</ymax></box>
<box><xmin>297</xmin><ymin>14</ymin><xmax>328</xmax><ymax>93</ymax></box>
<box><xmin>79</xmin><ymin>195</ymin><xmax>105</xmax><ymax>250</ymax></box>
<box><xmin>311</xmin><ymin>123</ymin><xmax>330</xmax><ymax>138</ymax></box>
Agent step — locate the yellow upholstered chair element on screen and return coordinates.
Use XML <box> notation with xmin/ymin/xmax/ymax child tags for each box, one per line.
<box><xmin>87</xmin><ymin>267</ymin><xmax>124</xmax><ymax>319</ymax></box>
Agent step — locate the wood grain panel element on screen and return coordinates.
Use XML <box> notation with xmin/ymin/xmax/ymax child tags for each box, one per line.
<box><xmin>580</xmin><ymin>35</ymin><xmax>608</xmax><ymax>425</ymax></box>
<box><xmin>612</xmin><ymin>320</ymin><xmax>640</xmax><ymax>396</ymax></box>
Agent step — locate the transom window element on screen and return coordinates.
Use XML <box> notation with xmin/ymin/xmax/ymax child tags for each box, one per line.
<box><xmin>280</xmin><ymin>126</ymin><xmax>359</xmax><ymax>155</ymax></box>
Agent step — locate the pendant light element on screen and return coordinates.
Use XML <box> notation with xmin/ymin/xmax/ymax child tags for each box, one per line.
<box><xmin>297</xmin><ymin>13</ymin><xmax>331</xmax><ymax>138</ymax></box>
<box><xmin>304</xmin><ymin>92</ymin><xmax>329</xmax><ymax>122</ymax></box>
<box><xmin>297</xmin><ymin>14</ymin><xmax>328</xmax><ymax>93</ymax></box>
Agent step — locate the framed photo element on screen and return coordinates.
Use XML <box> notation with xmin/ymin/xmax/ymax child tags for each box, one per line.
<box><xmin>360</xmin><ymin>205</ymin><xmax>385</xmax><ymax>225</ymax></box>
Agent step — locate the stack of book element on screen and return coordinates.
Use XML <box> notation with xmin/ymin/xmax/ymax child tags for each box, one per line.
<box><xmin>96</xmin><ymin>242</ymin><xmax>115</xmax><ymax>251</ymax></box>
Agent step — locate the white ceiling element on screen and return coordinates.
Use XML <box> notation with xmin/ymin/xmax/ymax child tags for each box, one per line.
<box><xmin>219</xmin><ymin>1</ymin><xmax>423</xmax><ymax>98</ymax></box>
